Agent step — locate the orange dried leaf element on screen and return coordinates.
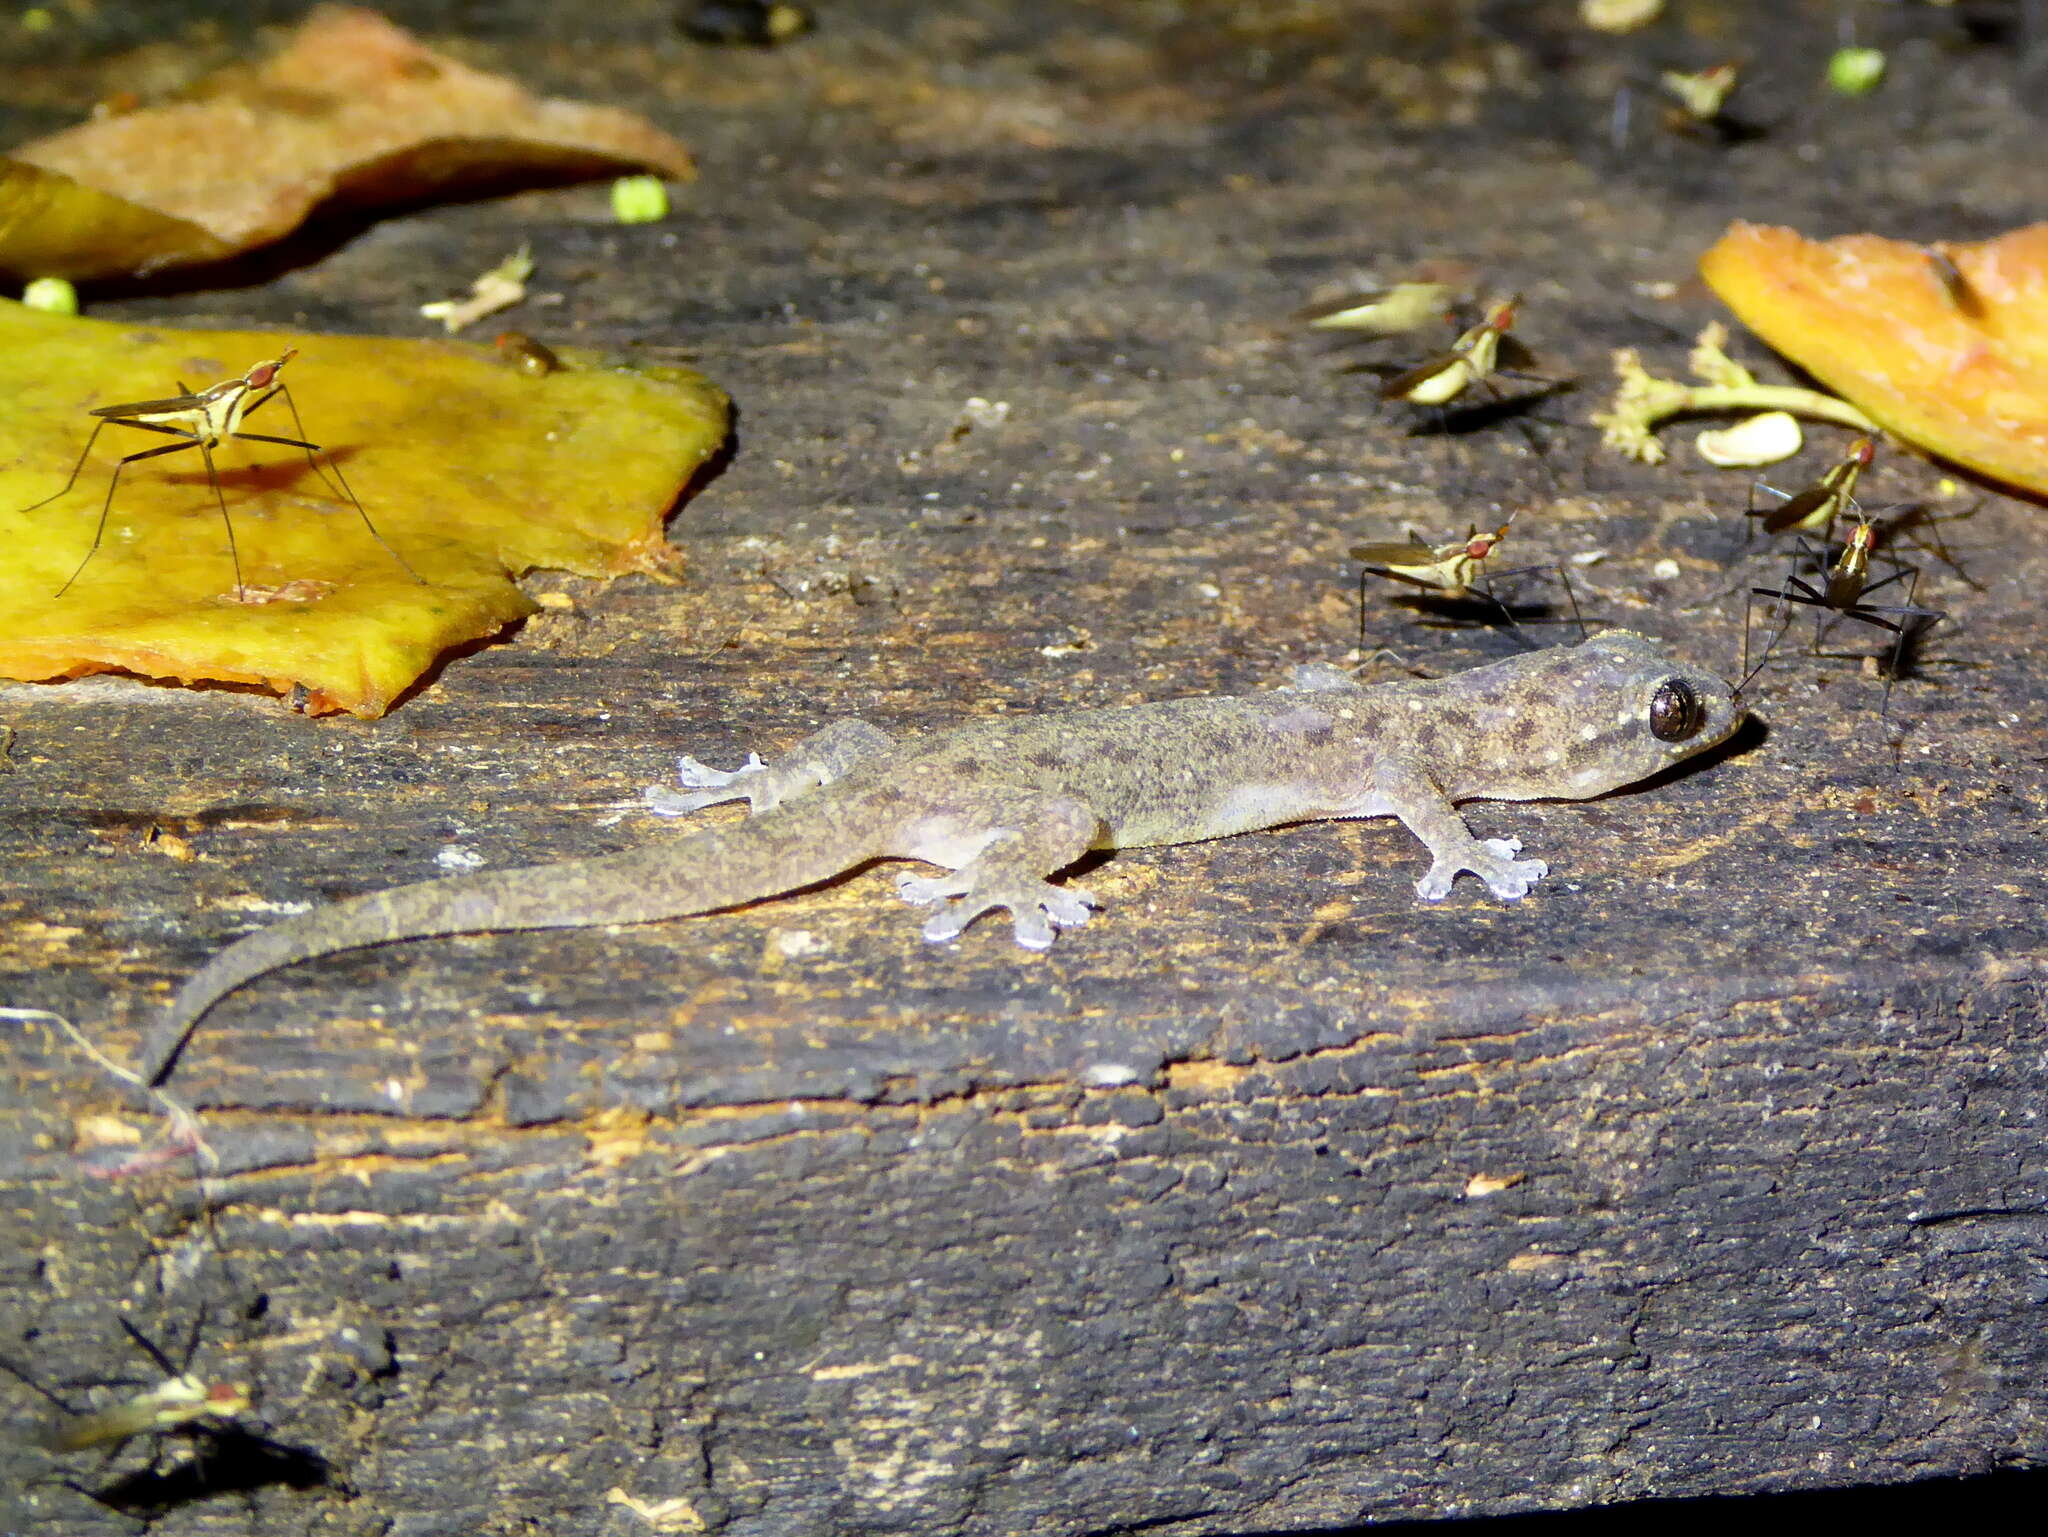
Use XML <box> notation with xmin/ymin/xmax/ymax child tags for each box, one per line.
<box><xmin>1700</xmin><ymin>220</ymin><xmax>2048</xmax><ymax>497</ymax></box>
<box><xmin>0</xmin><ymin>301</ymin><xmax>729</xmax><ymax>717</ymax></box>
<box><xmin>0</xmin><ymin>5</ymin><xmax>693</xmax><ymax>282</ymax></box>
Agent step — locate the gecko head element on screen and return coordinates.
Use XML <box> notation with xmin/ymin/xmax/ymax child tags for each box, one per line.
<box><xmin>1466</xmin><ymin>629</ymin><xmax>1744</xmax><ymax>802</ymax></box>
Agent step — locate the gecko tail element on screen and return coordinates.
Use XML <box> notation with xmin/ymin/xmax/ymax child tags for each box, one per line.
<box><xmin>138</xmin><ymin>814</ymin><xmax>867</xmax><ymax>1087</ymax></box>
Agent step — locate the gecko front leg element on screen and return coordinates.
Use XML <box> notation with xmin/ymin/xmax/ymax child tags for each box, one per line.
<box><xmin>645</xmin><ymin>719</ymin><xmax>897</xmax><ymax>817</ymax></box>
<box><xmin>1371</xmin><ymin>757</ymin><xmax>1549</xmax><ymax>902</ymax></box>
<box><xmin>891</xmin><ymin>787</ymin><xmax>1105</xmax><ymax>950</ymax></box>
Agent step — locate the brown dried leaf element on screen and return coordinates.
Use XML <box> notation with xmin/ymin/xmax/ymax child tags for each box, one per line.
<box><xmin>0</xmin><ymin>5</ymin><xmax>694</xmax><ymax>281</ymax></box>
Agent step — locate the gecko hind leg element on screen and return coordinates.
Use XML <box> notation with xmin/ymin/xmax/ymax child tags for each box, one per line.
<box><xmin>893</xmin><ymin>791</ymin><xmax>1104</xmax><ymax>950</ymax></box>
<box><xmin>645</xmin><ymin>719</ymin><xmax>896</xmax><ymax>817</ymax></box>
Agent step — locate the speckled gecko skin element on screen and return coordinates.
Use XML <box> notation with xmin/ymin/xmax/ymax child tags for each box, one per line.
<box><xmin>138</xmin><ymin>631</ymin><xmax>1740</xmax><ymax>1084</ymax></box>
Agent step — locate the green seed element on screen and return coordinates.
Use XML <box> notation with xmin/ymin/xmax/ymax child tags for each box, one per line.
<box><xmin>611</xmin><ymin>175</ymin><xmax>670</xmax><ymax>224</ymax></box>
<box><xmin>22</xmin><ymin>277</ymin><xmax>78</xmax><ymax>315</ymax></box>
<box><xmin>1827</xmin><ymin>47</ymin><xmax>1886</xmax><ymax>96</ymax></box>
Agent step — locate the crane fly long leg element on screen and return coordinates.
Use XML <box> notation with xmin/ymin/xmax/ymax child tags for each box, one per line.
<box><xmin>19</xmin><ymin>418</ymin><xmax>114</xmax><ymax>515</ymax></box>
<box><xmin>236</xmin><ymin>382</ymin><xmax>425</xmax><ymax>584</ymax></box>
<box><xmin>195</xmin><ymin>436</ymin><xmax>247</xmax><ymax>599</ymax></box>
<box><xmin>55</xmin><ymin>434</ymin><xmax>206</xmax><ymax>598</ymax></box>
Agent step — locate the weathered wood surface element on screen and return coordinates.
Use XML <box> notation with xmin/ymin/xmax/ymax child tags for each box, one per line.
<box><xmin>3</xmin><ymin>2</ymin><xmax>2045</xmax><ymax>1531</ymax></box>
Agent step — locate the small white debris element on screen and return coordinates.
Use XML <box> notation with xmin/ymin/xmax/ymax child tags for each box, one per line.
<box><xmin>1041</xmin><ymin>628</ymin><xmax>1094</xmax><ymax>658</ymax></box>
<box><xmin>1651</xmin><ymin>558</ymin><xmax>1682</xmax><ymax>580</ymax></box>
<box><xmin>434</xmin><ymin>845</ymin><xmax>486</xmax><ymax>871</ymax></box>
<box><xmin>768</xmin><ymin>928</ymin><xmax>826</xmax><ymax>959</ymax></box>
<box><xmin>1081</xmin><ymin>1062</ymin><xmax>1144</xmax><ymax>1087</ymax></box>
<box><xmin>1464</xmin><ymin>1171</ymin><xmax>1526</xmax><ymax>1198</ymax></box>
<box><xmin>1569</xmin><ymin>548</ymin><xmax>1608</xmax><ymax>567</ymax></box>
<box><xmin>1696</xmin><ymin>410</ymin><xmax>1803</xmax><ymax>468</ymax></box>
<box><xmin>420</xmin><ymin>244</ymin><xmax>534</xmax><ymax>334</ymax></box>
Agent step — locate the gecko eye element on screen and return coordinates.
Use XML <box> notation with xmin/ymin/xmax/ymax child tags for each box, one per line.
<box><xmin>1648</xmin><ymin>678</ymin><xmax>1704</xmax><ymax>742</ymax></box>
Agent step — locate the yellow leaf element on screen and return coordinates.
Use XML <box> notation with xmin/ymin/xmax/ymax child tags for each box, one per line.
<box><xmin>0</xmin><ymin>301</ymin><xmax>728</xmax><ymax>717</ymax></box>
<box><xmin>1700</xmin><ymin>220</ymin><xmax>2048</xmax><ymax>497</ymax></box>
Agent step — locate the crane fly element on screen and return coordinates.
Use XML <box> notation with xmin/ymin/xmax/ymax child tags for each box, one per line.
<box><xmin>21</xmin><ymin>348</ymin><xmax>422</xmax><ymax>600</ymax></box>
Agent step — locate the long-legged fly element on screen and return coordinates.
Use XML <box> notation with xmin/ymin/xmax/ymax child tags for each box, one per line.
<box><xmin>1748</xmin><ymin>435</ymin><xmax>1875</xmax><ymax>538</ymax></box>
<box><xmin>20</xmin><ymin>349</ymin><xmax>423</xmax><ymax>600</ymax></box>
<box><xmin>1375</xmin><ymin>296</ymin><xmax>1564</xmax><ymax>481</ymax></box>
<box><xmin>1351</xmin><ymin>514</ymin><xmax>1580</xmax><ymax>643</ymax></box>
<box><xmin>31</xmin><ymin>1319</ymin><xmax>250</xmax><ymax>1455</ymax></box>
<box><xmin>1610</xmin><ymin>61</ymin><xmax>1764</xmax><ymax>151</ymax></box>
<box><xmin>1351</xmin><ymin>519</ymin><xmax>1515</xmax><ymax>599</ymax></box>
<box><xmin>1744</xmin><ymin>503</ymin><xmax>1946</xmax><ymax>712</ymax></box>
<box><xmin>1922</xmin><ymin>243</ymin><xmax>1984</xmax><ymax>317</ymax></box>
<box><xmin>6</xmin><ymin>1312</ymin><xmax>331</xmax><ymax>1521</ymax></box>
<box><xmin>1379</xmin><ymin>297</ymin><xmax>1520</xmax><ymax>408</ymax></box>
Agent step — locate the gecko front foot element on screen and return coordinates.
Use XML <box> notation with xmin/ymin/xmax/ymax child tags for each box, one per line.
<box><xmin>643</xmin><ymin>753</ymin><xmax>769</xmax><ymax>817</ymax></box>
<box><xmin>1415</xmin><ymin>837</ymin><xmax>1549</xmax><ymax>903</ymax></box>
<box><xmin>896</xmin><ymin>870</ymin><xmax>1100</xmax><ymax>950</ymax></box>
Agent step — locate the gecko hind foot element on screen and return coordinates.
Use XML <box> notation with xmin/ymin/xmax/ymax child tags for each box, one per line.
<box><xmin>896</xmin><ymin>871</ymin><xmax>1100</xmax><ymax>950</ymax></box>
<box><xmin>1415</xmin><ymin>836</ymin><xmax>1549</xmax><ymax>902</ymax></box>
<box><xmin>643</xmin><ymin>753</ymin><xmax>769</xmax><ymax>817</ymax></box>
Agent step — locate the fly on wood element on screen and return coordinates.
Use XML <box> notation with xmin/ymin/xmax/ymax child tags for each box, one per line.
<box><xmin>1378</xmin><ymin>297</ymin><xmax>1521</xmax><ymax>409</ymax></box>
<box><xmin>1744</xmin><ymin>503</ymin><xmax>1945</xmax><ymax>713</ymax></box>
<box><xmin>1350</xmin><ymin>515</ymin><xmax>1581</xmax><ymax>645</ymax></box>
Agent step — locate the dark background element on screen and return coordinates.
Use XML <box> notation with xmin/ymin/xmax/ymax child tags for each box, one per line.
<box><xmin>3</xmin><ymin>3</ymin><xmax>2044</xmax><ymax>1533</ymax></box>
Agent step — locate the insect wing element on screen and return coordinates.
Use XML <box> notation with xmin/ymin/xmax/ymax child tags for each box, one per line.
<box><xmin>46</xmin><ymin>1375</ymin><xmax>251</xmax><ymax>1451</ymax></box>
<box><xmin>1760</xmin><ymin>483</ymin><xmax>1835</xmax><ymax>535</ymax></box>
<box><xmin>1381</xmin><ymin>353</ymin><xmax>1468</xmax><ymax>404</ymax></box>
<box><xmin>1296</xmin><ymin>282</ymin><xmax>1450</xmax><ymax>334</ymax></box>
<box><xmin>1349</xmin><ymin>535</ymin><xmax>1440</xmax><ymax>570</ymax></box>
<box><xmin>89</xmin><ymin>392</ymin><xmax>209</xmax><ymax>423</ymax></box>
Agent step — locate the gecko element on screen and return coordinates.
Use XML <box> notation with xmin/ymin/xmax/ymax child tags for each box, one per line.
<box><xmin>136</xmin><ymin>630</ymin><xmax>1742</xmax><ymax>1085</ymax></box>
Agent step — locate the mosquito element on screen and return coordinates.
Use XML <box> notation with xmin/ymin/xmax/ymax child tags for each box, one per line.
<box><xmin>22</xmin><ymin>349</ymin><xmax>423</xmax><ymax>600</ymax></box>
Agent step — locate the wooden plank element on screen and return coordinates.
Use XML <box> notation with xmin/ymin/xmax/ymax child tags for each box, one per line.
<box><xmin>3</xmin><ymin>2</ymin><xmax>2044</xmax><ymax>1531</ymax></box>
